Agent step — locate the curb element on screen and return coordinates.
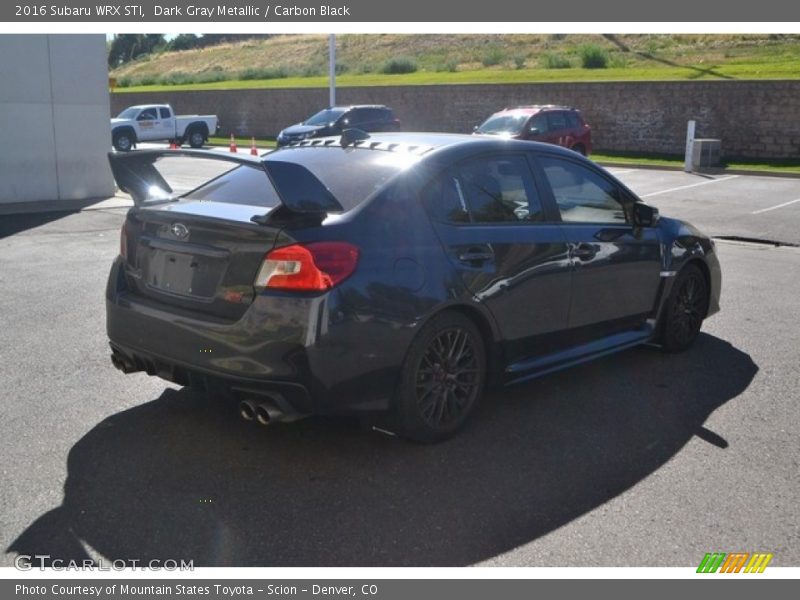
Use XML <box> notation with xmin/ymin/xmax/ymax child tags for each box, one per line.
<box><xmin>595</xmin><ymin>161</ymin><xmax>800</xmax><ymax>179</ymax></box>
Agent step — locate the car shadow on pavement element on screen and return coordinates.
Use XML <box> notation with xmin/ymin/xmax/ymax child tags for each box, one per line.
<box><xmin>8</xmin><ymin>333</ymin><xmax>757</xmax><ymax>566</ymax></box>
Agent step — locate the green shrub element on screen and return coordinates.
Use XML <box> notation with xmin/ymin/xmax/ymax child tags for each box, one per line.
<box><xmin>434</xmin><ymin>59</ymin><xmax>459</xmax><ymax>73</ymax></box>
<box><xmin>542</xmin><ymin>52</ymin><xmax>572</xmax><ymax>69</ymax></box>
<box><xmin>513</xmin><ymin>54</ymin><xmax>527</xmax><ymax>69</ymax></box>
<box><xmin>380</xmin><ymin>57</ymin><xmax>418</xmax><ymax>74</ymax></box>
<box><xmin>579</xmin><ymin>44</ymin><xmax>609</xmax><ymax>69</ymax></box>
<box><xmin>481</xmin><ymin>46</ymin><xmax>506</xmax><ymax>67</ymax></box>
<box><xmin>238</xmin><ymin>67</ymin><xmax>288</xmax><ymax>80</ymax></box>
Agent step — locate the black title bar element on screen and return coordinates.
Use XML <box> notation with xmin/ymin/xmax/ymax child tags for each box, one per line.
<box><xmin>3</xmin><ymin>0</ymin><xmax>799</xmax><ymax>22</ymax></box>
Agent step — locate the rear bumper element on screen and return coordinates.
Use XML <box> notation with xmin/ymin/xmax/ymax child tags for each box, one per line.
<box><xmin>106</xmin><ymin>257</ymin><xmax>404</xmax><ymax>415</ymax></box>
<box><xmin>109</xmin><ymin>340</ymin><xmax>313</xmax><ymax>416</ymax></box>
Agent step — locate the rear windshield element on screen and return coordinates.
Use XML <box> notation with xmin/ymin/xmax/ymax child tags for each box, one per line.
<box><xmin>182</xmin><ymin>146</ymin><xmax>416</xmax><ymax>211</ymax></box>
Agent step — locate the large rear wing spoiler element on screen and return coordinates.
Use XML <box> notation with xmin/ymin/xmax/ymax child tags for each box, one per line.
<box><xmin>108</xmin><ymin>149</ymin><xmax>344</xmax><ymax>214</ymax></box>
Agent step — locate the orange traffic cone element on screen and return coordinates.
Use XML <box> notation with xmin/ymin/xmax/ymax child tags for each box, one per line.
<box><xmin>229</xmin><ymin>133</ymin><xmax>237</xmax><ymax>153</ymax></box>
<box><xmin>169</xmin><ymin>139</ymin><xmax>179</xmax><ymax>149</ymax></box>
<box><xmin>250</xmin><ymin>137</ymin><xmax>258</xmax><ymax>156</ymax></box>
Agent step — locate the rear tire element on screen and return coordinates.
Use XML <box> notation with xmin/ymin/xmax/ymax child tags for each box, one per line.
<box><xmin>188</xmin><ymin>129</ymin><xmax>205</xmax><ymax>149</ymax></box>
<box><xmin>660</xmin><ymin>264</ymin><xmax>708</xmax><ymax>352</ymax></box>
<box><xmin>394</xmin><ymin>312</ymin><xmax>486</xmax><ymax>443</ymax></box>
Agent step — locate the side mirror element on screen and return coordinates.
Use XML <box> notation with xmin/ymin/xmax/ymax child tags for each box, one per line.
<box><xmin>473</xmin><ymin>125</ymin><xmax>479</xmax><ymax>132</ymax></box>
<box><xmin>633</xmin><ymin>203</ymin><xmax>659</xmax><ymax>227</ymax></box>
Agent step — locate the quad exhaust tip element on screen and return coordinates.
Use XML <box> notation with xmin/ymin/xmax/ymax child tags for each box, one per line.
<box><xmin>238</xmin><ymin>399</ymin><xmax>257</xmax><ymax>422</ymax></box>
<box><xmin>239</xmin><ymin>398</ymin><xmax>283</xmax><ymax>426</ymax></box>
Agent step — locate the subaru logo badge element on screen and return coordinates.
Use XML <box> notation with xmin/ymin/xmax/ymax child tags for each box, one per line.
<box><xmin>171</xmin><ymin>223</ymin><xmax>189</xmax><ymax>239</ymax></box>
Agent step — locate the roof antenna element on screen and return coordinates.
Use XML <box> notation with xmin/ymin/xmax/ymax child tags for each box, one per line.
<box><xmin>340</xmin><ymin>128</ymin><xmax>370</xmax><ymax>148</ymax></box>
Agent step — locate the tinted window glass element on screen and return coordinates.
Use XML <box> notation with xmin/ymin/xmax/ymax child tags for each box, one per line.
<box><xmin>345</xmin><ymin>109</ymin><xmax>368</xmax><ymax>125</ymax></box>
<box><xmin>159</xmin><ymin>107</ymin><xmax>171</xmax><ymax>119</ymax></box>
<box><xmin>530</xmin><ymin>114</ymin><xmax>548</xmax><ymax>133</ymax></box>
<box><xmin>182</xmin><ymin>165</ymin><xmax>280</xmax><ymax>207</ymax></box>
<box><xmin>540</xmin><ymin>156</ymin><xmax>626</xmax><ymax>224</ymax></box>
<box><xmin>425</xmin><ymin>155</ymin><xmax>542</xmax><ymax>224</ymax></box>
<box><xmin>565</xmin><ymin>111</ymin><xmax>581</xmax><ymax>129</ymax></box>
<box><xmin>269</xmin><ymin>147</ymin><xmax>414</xmax><ymax>211</ymax></box>
<box><xmin>421</xmin><ymin>174</ymin><xmax>470</xmax><ymax>224</ymax></box>
<box><xmin>184</xmin><ymin>148</ymin><xmax>413</xmax><ymax>211</ymax></box>
<box><xmin>138</xmin><ymin>108</ymin><xmax>157</xmax><ymax>120</ymax></box>
<box><xmin>361</xmin><ymin>108</ymin><xmax>386</xmax><ymax>123</ymax></box>
<box><xmin>546</xmin><ymin>112</ymin><xmax>567</xmax><ymax>131</ymax></box>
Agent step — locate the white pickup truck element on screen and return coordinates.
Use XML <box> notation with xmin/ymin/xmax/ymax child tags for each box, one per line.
<box><xmin>110</xmin><ymin>104</ymin><xmax>219</xmax><ymax>151</ymax></box>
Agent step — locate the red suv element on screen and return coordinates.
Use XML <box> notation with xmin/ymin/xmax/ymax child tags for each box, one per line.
<box><xmin>474</xmin><ymin>105</ymin><xmax>592</xmax><ymax>156</ymax></box>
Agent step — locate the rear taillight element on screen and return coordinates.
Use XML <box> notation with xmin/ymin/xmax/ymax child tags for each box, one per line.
<box><xmin>120</xmin><ymin>221</ymin><xmax>128</xmax><ymax>260</ymax></box>
<box><xmin>254</xmin><ymin>242</ymin><xmax>359</xmax><ymax>291</ymax></box>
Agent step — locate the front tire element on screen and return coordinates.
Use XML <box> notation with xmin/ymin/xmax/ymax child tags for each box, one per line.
<box><xmin>660</xmin><ymin>264</ymin><xmax>708</xmax><ymax>352</ymax></box>
<box><xmin>394</xmin><ymin>312</ymin><xmax>486</xmax><ymax>443</ymax></box>
<box><xmin>113</xmin><ymin>131</ymin><xmax>133</xmax><ymax>152</ymax></box>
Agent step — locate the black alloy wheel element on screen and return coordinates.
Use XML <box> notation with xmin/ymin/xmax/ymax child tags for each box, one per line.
<box><xmin>661</xmin><ymin>264</ymin><xmax>708</xmax><ymax>352</ymax></box>
<box><xmin>395</xmin><ymin>312</ymin><xmax>486</xmax><ymax>442</ymax></box>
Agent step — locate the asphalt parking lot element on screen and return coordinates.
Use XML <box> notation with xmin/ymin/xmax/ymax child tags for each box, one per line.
<box><xmin>1</xmin><ymin>166</ymin><xmax>798</xmax><ymax>567</ymax></box>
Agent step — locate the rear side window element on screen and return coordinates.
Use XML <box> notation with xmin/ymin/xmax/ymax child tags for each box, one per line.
<box><xmin>565</xmin><ymin>111</ymin><xmax>581</xmax><ymax>129</ymax></box>
<box><xmin>159</xmin><ymin>107</ymin><xmax>171</xmax><ymax>119</ymax></box>
<box><xmin>424</xmin><ymin>154</ymin><xmax>544</xmax><ymax>224</ymax></box>
<box><xmin>365</xmin><ymin>108</ymin><xmax>390</xmax><ymax>122</ymax></box>
<box><xmin>344</xmin><ymin>109</ymin><xmax>367</xmax><ymax>126</ymax></box>
<box><xmin>539</xmin><ymin>155</ymin><xmax>627</xmax><ymax>224</ymax></box>
<box><xmin>546</xmin><ymin>112</ymin><xmax>568</xmax><ymax>131</ymax></box>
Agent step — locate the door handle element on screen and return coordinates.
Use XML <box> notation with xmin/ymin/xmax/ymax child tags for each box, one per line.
<box><xmin>457</xmin><ymin>246</ymin><xmax>494</xmax><ymax>265</ymax></box>
<box><xmin>571</xmin><ymin>243</ymin><xmax>597</xmax><ymax>261</ymax></box>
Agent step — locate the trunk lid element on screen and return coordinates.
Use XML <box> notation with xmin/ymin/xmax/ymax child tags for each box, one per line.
<box><xmin>109</xmin><ymin>149</ymin><xmax>323</xmax><ymax>320</ymax></box>
<box><xmin>122</xmin><ymin>203</ymin><xmax>284</xmax><ymax>320</ymax></box>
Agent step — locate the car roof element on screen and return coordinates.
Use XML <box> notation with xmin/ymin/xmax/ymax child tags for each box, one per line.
<box><xmin>496</xmin><ymin>105</ymin><xmax>576</xmax><ymax>115</ymax></box>
<box><xmin>328</xmin><ymin>104</ymin><xmax>390</xmax><ymax>110</ymax></box>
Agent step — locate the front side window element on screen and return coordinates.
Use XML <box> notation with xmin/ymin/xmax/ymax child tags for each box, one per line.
<box><xmin>540</xmin><ymin>156</ymin><xmax>627</xmax><ymax>224</ymax></box>
<box><xmin>529</xmin><ymin>114</ymin><xmax>548</xmax><ymax>134</ymax></box>
<box><xmin>137</xmin><ymin>108</ymin><xmax>157</xmax><ymax>121</ymax></box>
<box><xmin>423</xmin><ymin>155</ymin><xmax>544</xmax><ymax>224</ymax></box>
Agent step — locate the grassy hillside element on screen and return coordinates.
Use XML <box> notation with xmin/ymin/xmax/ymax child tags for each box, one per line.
<box><xmin>110</xmin><ymin>34</ymin><xmax>800</xmax><ymax>91</ymax></box>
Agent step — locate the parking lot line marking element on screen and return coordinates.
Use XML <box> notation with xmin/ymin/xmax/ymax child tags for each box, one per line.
<box><xmin>751</xmin><ymin>198</ymin><xmax>800</xmax><ymax>215</ymax></box>
<box><xmin>640</xmin><ymin>175</ymin><xmax>739</xmax><ymax>199</ymax></box>
<box><xmin>607</xmin><ymin>169</ymin><xmax>636</xmax><ymax>174</ymax></box>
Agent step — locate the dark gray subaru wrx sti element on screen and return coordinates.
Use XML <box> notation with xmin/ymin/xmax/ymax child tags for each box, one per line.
<box><xmin>106</xmin><ymin>132</ymin><xmax>721</xmax><ymax>442</ymax></box>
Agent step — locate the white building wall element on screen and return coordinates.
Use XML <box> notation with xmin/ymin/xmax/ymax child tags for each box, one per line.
<box><xmin>0</xmin><ymin>35</ymin><xmax>115</xmax><ymax>208</ymax></box>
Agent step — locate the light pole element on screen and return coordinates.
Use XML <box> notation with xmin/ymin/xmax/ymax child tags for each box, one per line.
<box><xmin>328</xmin><ymin>34</ymin><xmax>336</xmax><ymax>107</ymax></box>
